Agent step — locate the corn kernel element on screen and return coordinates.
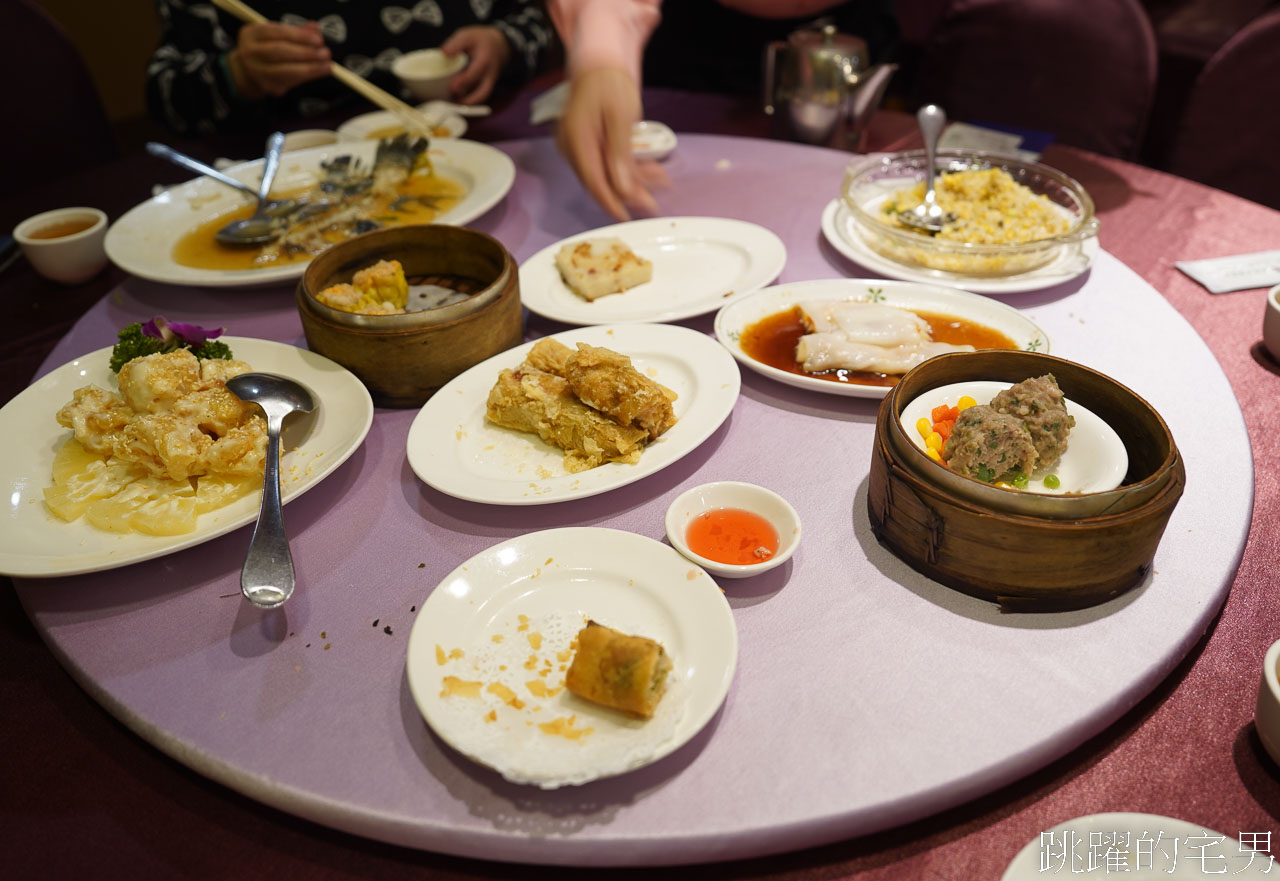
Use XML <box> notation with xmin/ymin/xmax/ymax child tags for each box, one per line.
<box><xmin>925</xmin><ymin>447</ymin><xmax>942</xmax><ymax>463</ymax></box>
<box><xmin>916</xmin><ymin>417</ymin><xmax>931</xmax><ymax>439</ymax></box>
<box><xmin>957</xmin><ymin>395</ymin><xmax>977</xmax><ymax>410</ymax></box>
<box><xmin>925</xmin><ymin>432</ymin><xmax>943</xmax><ymax>452</ymax></box>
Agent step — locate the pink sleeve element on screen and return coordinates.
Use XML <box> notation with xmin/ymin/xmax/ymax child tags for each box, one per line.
<box><xmin>547</xmin><ymin>0</ymin><xmax>662</xmax><ymax>84</ymax></box>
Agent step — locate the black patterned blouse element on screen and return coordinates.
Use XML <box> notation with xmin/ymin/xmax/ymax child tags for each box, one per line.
<box><xmin>146</xmin><ymin>0</ymin><xmax>554</xmax><ymax>134</ymax></box>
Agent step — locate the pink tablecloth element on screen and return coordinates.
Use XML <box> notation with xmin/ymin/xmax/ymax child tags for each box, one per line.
<box><xmin>5</xmin><ymin>129</ymin><xmax>1280</xmax><ymax>879</ymax></box>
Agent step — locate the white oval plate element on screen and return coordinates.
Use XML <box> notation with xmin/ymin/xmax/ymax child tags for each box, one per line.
<box><xmin>820</xmin><ymin>198</ymin><xmax>1099</xmax><ymax>295</ymax></box>
<box><xmin>105</xmin><ymin>138</ymin><xmax>513</xmax><ymax>288</ymax></box>
<box><xmin>519</xmin><ymin>217</ymin><xmax>786</xmax><ymax>326</ymax></box>
<box><xmin>406</xmin><ymin>324</ymin><xmax>741</xmax><ymax>505</ymax></box>
<box><xmin>1002</xmin><ymin>813</ymin><xmax>1274</xmax><ymax>879</ymax></box>
<box><xmin>713</xmin><ymin>278</ymin><xmax>1050</xmax><ymax>399</ymax></box>
<box><xmin>405</xmin><ymin>527</ymin><xmax>738</xmax><ymax>789</ymax></box>
<box><xmin>899</xmin><ymin>379</ymin><xmax>1128</xmax><ymax>494</ymax></box>
<box><xmin>0</xmin><ymin>337</ymin><xmax>373</xmax><ymax>578</ymax></box>
<box><xmin>336</xmin><ymin>106</ymin><xmax>467</xmax><ymax>141</ymax></box>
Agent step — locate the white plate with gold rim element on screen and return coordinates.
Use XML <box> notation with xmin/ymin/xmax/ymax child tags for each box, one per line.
<box><xmin>0</xmin><ymin>337</ymin><xmax>372</xmax><ymax>578</ymax></box>
<box><xmin>405</xmin><ymin>527</ymin><xmax>738</xmax><ymax>788</ymax></box>
<box><xmin>405</xmin><ymin>323</ymin><xmax>741</xmax><ymax>505</ymax></box>
<box><xmin>713</xmin><ymin>278</ymin><xmax>1050</xmax><ymax>399</ymax></box>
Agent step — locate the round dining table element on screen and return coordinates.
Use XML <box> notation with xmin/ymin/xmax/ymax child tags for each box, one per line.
<box><xmin>3</xmin><ymin>88</ymin><xmax>1280</xmax><ymax>880</ymax></box>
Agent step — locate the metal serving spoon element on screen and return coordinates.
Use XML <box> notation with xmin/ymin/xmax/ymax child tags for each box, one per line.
<box><xmin>146</xmin><ymin>140</ymin><xmax>297</xmax><ymax>219</ymax></box>
<box><xmin>226</xmin><ymin>372</ymin><xmax>317</xmax><ymax>609</ymax></box>
<box><xmin>216</xmin><ymin>132</ymin><xmax>290</xmax><ymax>246</ymax></box>
<box><xmin>899</xmin><ymin>104</ymin><xmax>957</xmax><ymax>234</ymax></box>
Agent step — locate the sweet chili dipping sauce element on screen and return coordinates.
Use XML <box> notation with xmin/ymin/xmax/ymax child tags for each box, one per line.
<box><xmin>686</xmin><ymin>508</ymin><xmax>780</xmax><ymax>565</ymax></box>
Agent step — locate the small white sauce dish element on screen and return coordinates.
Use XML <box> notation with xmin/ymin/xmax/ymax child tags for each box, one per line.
<box><xmin>13</xmin><ymin>206</ymin><xmax>108</xmax><ymax>285</ymax></box>
<box><xmin>665</xmin><ymin>481</ymin><xmax>801</xmax><ymax>578</ymax></box>
<box><xmin>632</xmin><ymin>120</ymin><xmax>677</xmax><ymax>161</ymax></box>
<box><xmin>899</xmin><ymin>380</ymin><xmax>1128</xmax><ymax>495</ymax></box>
<box><xmin>1255</xmin><ymin>637</ymin><xmax>1280</xmax><ymax>766</ymax></box>
<box><xmin>1263</xmin><ymin>283</ymin><xmax>1280</xmax><ymax>364</ymax></box>
<box><xmin>392</xmin><ymin>49</ymin><xmax>468</xmax><ymax>101</ymax></box>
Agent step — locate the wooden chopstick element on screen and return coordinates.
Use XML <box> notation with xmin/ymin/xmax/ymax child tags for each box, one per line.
<box><xmin>211</xmin><ymin>0</ymin><xmax>435</xmax><ymax>136</ymax></box>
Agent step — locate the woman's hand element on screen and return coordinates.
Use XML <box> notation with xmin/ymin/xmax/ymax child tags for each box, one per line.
<box><xmin>556</xmin><ymin>66</ymin><xmax>665</xmax><ymax>221</ymax></box>
<box><xmin>227</xmin><ymin>21</ymin><xmax>331</xmax><ymax>100</ymax></box>
<box><xmin>441</xmin><ymin>26</ymin><xmax>511</xmax><ymax>105</ymax></box>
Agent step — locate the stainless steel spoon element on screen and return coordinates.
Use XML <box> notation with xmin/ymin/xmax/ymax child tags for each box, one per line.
<box><xmin>899</xmin><ymin>104</ymin><xmax>957</xmax><ymax>234</ymax></box>
<box><xmin>216</xmin><ymin>132</ymin><xmax>290</xmax><ymax>246</ymax></box>
<box><xmin>226</xmin><ymin>372</ymin><xmax>317</xmax><ymax>609</ymax></box>
<box><xmin>146</xmin><ymin>140</ymin><xmax>297</xmax><ymax>218</ymax></box>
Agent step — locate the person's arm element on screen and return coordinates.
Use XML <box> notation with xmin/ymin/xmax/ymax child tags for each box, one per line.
<box><xmin>548</xmin><ymin>0</ymin><xmax>663</xmax><ymax>220</ymax></box>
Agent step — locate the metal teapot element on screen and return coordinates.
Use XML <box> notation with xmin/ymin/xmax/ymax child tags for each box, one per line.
<box><xmin>763</xmin><ymin>24</ymin><xmax>897</xmax><ymax>151</ymax></box>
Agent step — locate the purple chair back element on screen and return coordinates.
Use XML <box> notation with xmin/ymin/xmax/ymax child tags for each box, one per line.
<box><xmin>1165</xmin><ymin>8</ymin><xmax>1280</xmax><ymax>210</ymax></box>
<box><xmin>912</xmin><ymin>0</ymin><xmax>1158</xmax><ymax>159</ymax></box>
<box><xmin>0</xmin><ymin>0</ymin><xmax>118</xmax><ymax>198</ymax></box>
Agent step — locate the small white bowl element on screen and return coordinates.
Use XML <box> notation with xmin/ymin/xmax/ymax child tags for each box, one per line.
<box><xmin>1256</xmin><ymin>637</ymin><xmax>1280</xmax><ymax>766</ymax></box>
<box><xmin>632</xmin><ymin>120</ymin><xmax>677</xmax><ymax>161</ymax></box>
<box><xmin>392</xmin><ymin>49</ymin><xmax>468</xmax><ymax>101</ymax></box>
<box><xmin>1263</xmin><ymin>283</ymin><xmax>1280</xmax><ymax>364</ymax></box>
<box><xmin>13</xmin><ymin>206</ymin><xmax>108</xmax><ymax>285</ymax></box>
<box><xmin>665</xmin><ymin>481</ymin><xmax>801</xmax><ymax>578</ymax></box>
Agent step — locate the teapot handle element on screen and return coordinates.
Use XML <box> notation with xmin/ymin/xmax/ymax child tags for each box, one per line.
<box><xmin>762</xmin><ymin>40</ymin><xmax>786</xmax><ymax>115</ymax></box>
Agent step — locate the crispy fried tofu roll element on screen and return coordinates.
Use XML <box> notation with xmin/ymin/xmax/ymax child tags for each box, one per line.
<box><xmin>564</xmin><ymin>343</ymin><xmax>677</xmax><ymax>440</ymax></box>
<box><xmin>564</xmin><ymin>621</ymin><xmax>673</xmax><ymax>718</ymax></box>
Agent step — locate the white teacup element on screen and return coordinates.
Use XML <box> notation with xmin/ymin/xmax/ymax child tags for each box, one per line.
<box><xmin>14</xmin><ymin>206</ymin><xmax>109</xmax><ymax>285</ymax></box>
<box><xmin>392</xmin><ymin>49</ymin><xmax>467</xmax><ymax>101</ymax></box>
<box><xmin>1263</xmin><ymin>283</ymin><xmax>1280</xmax><ymax>363</ymax></box>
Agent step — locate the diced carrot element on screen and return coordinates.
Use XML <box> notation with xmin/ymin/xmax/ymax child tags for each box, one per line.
<box><xmin>935</xmin><ymin>419</ymin><xmax>955</xmax><ymax>440</ymax></box>
<box><xmin>931</xmin><ymin>404</ymin><xmax>951</xmax><ymax>422</ymax></box>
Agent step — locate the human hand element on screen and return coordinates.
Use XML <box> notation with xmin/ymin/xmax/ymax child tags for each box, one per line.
<box><xmin>228</xmin><ymin>21</ymin><xmax>331</xmax><ymax>100</ymax></box>
<box><xmin>441</xmin><ymin>26</ymin><xmax>510</xmax><ymax>105</ymax></box>
<box><xmin>556</xmin><ymin>66</ymin><xmax>666</xmax><ymax>221</ymax></box>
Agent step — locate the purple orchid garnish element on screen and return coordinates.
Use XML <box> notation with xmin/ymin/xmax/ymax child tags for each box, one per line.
<box><xmin>141</xmin><ymin>317</ymin><xmax>224</xmax><ymax>347</ymax></box>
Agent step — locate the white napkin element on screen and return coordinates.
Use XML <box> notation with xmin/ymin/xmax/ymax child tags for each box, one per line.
<box><xmin>530</xmin><ymin>81</ymin><xmax>569</xmax><ymax>125</ymax></box>
<box><xmin>1175</xmin><ymin>250</ymin><xmax>1280</xmax><ymax>293</ymax></box>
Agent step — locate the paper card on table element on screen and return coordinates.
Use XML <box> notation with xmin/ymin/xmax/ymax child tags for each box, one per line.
<box><xmin>1175</xmin><ymin>250</ymin><xmax>1280</xmax><ymax>293</ymax></box>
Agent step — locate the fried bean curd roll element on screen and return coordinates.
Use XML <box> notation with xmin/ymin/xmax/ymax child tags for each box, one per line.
<box><xmin>563</xmin><ymin>343</ymin><xmax>677</xmax><ymax>440</ymax></box>
<box><xmin>565</xmin><ymin>621</ymin><xmax>673</xmax><ymax>718</ymax></box>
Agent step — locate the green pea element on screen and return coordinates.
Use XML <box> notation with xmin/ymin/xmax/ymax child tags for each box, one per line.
<box><xmin>1044</xmin><ymin>474</ymin><xmax>1061</xmax><ymax>489</ymax></box>
<box><xmin>1011</xmin><ymin>473</ymin><xmax>1029</xmax><ymax>489</ymax></box>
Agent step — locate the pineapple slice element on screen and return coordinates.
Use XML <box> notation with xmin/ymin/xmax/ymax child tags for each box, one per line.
<box><xmin>50</xmin><ymin>436</ymin><xmax>103</xmax><ymax>484</ymax></box>
<box><xmin>84</xmin><ymin>477</ymin><xmax>196</xmax><ymax>535</ymax></box>
<box><xmin>194</xmin><ymin>473</ymin><xmax>262</xmax><ymax>514</ymax></box>
<box><xmin>44</xmin><ymin>458</ymin><xmax>146</xmax><ymax>521</ymax></box>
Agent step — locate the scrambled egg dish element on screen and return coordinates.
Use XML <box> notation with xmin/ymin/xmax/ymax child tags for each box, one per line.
<box><xmin>883</xmin><ymin>167</ymin><xmax>1070</xmax><ymax>244</ymax></box>
<box><xmin>46</xmin><ymin>349</ymin><xmax>267</xmax><ymax>535</ymax></box>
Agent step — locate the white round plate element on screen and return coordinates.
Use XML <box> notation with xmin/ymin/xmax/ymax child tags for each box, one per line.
<box><xmin>336</xmin><ymin>106</ymin><xmax>467</xmax><ymax>141</ymax></box>
<box><xmin>105</xmin><ymin>138</ymin><xmax>513</xmax><ymax>288</ymax></box>
<box><xmin>820</xmin><ymin>198</ymin><xmax>1099</xmax><ymax>295</ymax></box>
<box><xmin>632</xmin><ymin>120</ymin><xmax>677</xmax><ymax>161</ymax></box>
<box><xmin>0</xmin><ymin>337</ymin><xmax>373</xmax><ymax>578</ymax></box>
<box><xmin>899</xmin><ymin>380</ymin><xmax>1128</xmax><ymax>494</ymax></box>
<box><xmin>406</xmin><ymin>324</ymin><xmax>741</xmax><ymax>505</ymax></box>
<box><xmin>713</xmin><ymin>278</ymin><xmax>1050</xmax><ymax>399</ymax></box>
<box><xmin>519</xmin><ymin>217</ymin><xmax>786</xmax><ymax>326</ymax></box>
<box><xmin>1001</xmin><ymin>813</ymin><xmax>1274</xmax><ymax>879</ymax></box>
<box><xmin>405</xmin><ymin>527</ymin><xmax>738</xmax><ymax>788</ymax></box>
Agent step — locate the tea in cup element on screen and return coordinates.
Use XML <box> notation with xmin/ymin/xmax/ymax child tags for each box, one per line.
<box><xmin>14</xmin><ymin>206</ymin><xmax>109</xmax><ymax>284</ymax></box>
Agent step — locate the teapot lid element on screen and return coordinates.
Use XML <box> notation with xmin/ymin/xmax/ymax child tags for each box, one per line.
<box><xmin>788</xmin><ymin>23</ymin><xmax>869</xmax><ymax>65</ymax></box>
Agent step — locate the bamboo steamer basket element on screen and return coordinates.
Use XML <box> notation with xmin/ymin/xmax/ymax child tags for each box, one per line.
<box><xmin>297</xmin><ymin>224</ymin><xmax>523</xmax><ymax>407</ymax></box>
<box><xmin>867</xmin><ymin>350</ymin><xmax>1185</xmax><ymax>610</ymax></box>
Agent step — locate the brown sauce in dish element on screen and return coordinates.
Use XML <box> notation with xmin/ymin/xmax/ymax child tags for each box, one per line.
<box><xmin>171</xmin><ymin>173</ymin><xmax>466</xmax><ymax>271</ymax></box>
<box><xmin>740</xmin><ymin>306</ymin><xmax>1018</xmax><ymax>388</ymax></box>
